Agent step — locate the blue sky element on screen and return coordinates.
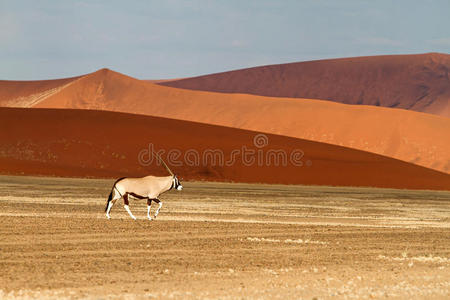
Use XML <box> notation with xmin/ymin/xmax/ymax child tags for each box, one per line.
<box><xmin>1</xmin><ymin>0</ymin><xmax>449</xmax><ymax>80</ymax></box>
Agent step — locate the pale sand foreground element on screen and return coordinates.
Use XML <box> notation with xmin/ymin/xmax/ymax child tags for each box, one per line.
<box><xmin>0</xmin><ymin>175</ymin><xmax>449</xmax><ymax>299</ymax></box>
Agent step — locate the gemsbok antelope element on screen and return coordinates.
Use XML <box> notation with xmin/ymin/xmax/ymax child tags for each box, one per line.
<box><xmin>104</xmin><ymin>152</ymin><xmax>183</xmax><ymax>220</ymax></box>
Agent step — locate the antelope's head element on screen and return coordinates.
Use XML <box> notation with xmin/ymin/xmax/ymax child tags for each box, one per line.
<box><xmin>173</xmin><ymin>175</ymin><xmax>183</xmax><ymax>191</ymax></box>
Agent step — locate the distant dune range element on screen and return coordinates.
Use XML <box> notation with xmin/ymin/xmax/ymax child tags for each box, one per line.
<box><xmin>6</xmin><ymin>68</ymin><xmax>446</xmax><ymax>174</ymax></box>
<box><xmin>1</xmin><ymin>54</ymin><xmax>449</xmax><ymax>182</ymax></box>
<box><xmin>161</xmin><ymin>53</ymin><xmax>450</xmax><ymax>118</ymax></box>
<box><xmin>1</xmin><ymin>107</ymin><xmax>449</xmax><ymax>190</ymax></box>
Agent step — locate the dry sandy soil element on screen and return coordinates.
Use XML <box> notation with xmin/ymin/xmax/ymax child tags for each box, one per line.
<box><xmin>0</xmin><ymin>175</ymin><xmax>449</xmax><ymax>299</ymax></box>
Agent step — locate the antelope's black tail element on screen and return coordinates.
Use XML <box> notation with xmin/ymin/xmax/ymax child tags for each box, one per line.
<box><xmin>105</xmin><ymin>191</ymin><xmax>113</xmax><ymax>212</ymax></box>
<box><xmin>105</xmin><ymin>177</ymin><xmax>126</xmax><ymax>212</ymax></box>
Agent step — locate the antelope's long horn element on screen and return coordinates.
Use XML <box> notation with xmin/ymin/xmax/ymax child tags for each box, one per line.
<box><xmin>152</xmin><ymin>151</ymin><xmax>174</xmax><ymax>177</ymax></box>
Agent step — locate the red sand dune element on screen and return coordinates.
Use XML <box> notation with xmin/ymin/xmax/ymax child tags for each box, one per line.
<box><xmin>19</xmin><ymin>69</ymin><xmax>449</xmax><ymax>174</ymax></box>
<box><xmin>0</xmin><ymin>76</ymin><xmax>80</xmax><ymax>107</ymax></box>
<box><xmin>1</xmin><ymin>107</ymin><xmax>449</xmax><ymax>190</ymax></box>
<box><xmin>161</xmin><ymin>53</ymin><xmax>450</xmax><ymax>118</ymax></box>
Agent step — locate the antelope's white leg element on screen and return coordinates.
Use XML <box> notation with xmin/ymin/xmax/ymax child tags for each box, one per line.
<box><xmin>106</xmin><ymin>201</ymin><xmax>114</xmax><ymax>219</ymax></box>
<box><xmin>124</xmin><ymin>205</ymin><xmax>137</xmax><ymax>220</ymax></box>
<box><xmin>147</xmin><ymin>199</ymin><xmax>153</xmax><ymax>221</ymax></box>
<box><xmin>147</xmin><ymin>204</ymin><xmax>152</xmax><ymax>221</ymax></box>
<box><xmin>154</xmin><ymin>202</ymin><xmax>163</xmax><ymax>219</ymax></box>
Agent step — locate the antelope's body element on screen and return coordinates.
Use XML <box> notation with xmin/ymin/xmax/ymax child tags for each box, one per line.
<box><xmin>105</xmin><ymin>174</ymin><xmax>183</xmax><ymax>220</ymax></box>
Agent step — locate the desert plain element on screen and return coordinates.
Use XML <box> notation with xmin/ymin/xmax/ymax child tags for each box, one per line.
<box><xmin>0</xmin><ymin>175</ymin><xmax>449</xmax><ymax>299</ymax></box>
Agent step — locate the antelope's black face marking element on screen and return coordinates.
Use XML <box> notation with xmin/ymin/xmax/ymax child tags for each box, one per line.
<box><xmin>174</xmin><ymin>175</ymin><xmax>183</xmax><ymax>191</ymax></box>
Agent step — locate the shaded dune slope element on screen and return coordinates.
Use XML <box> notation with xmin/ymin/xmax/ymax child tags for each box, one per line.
<box><xmin>28</xmin><ymin>69</ymin><xmax>450</xmax><ymax>174</ymax></box>
<box><xmin>161</xmin><ymin>53</ymin><xmax>450</xmax><ymax>118</ymax></box>
<box><xmin>1</xmin><ymin>107</ymin><xmax>449</xmax><ymax>190</ymax></box>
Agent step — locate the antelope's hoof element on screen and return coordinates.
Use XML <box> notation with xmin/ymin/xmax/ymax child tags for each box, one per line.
<box><xmin>106</xmin><ymin>215</ymin><xmax>111</xmax><ymax>219</ymax></box>
<box><xmin>147</xmin><ymin>217</ymin><xmax>153</xmax><ymax>221</ymax></box>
